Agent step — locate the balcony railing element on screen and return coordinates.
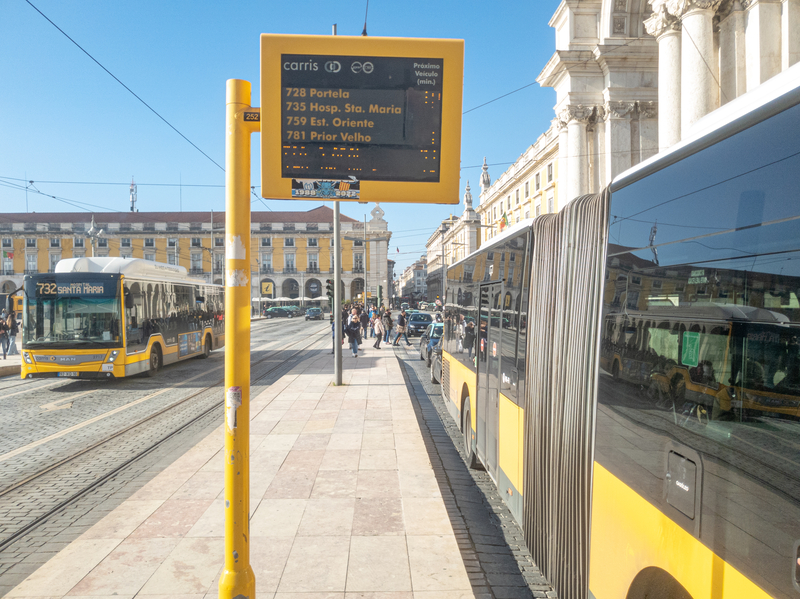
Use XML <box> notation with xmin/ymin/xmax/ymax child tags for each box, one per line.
<box><xmin>189</xmin><ymin>268</ymin><xmax>206</xmax><ymax>275</ymax></box>
<box><xmin>1</xmin><ymin>269</ymin><xmax>15</xmax><ymax>276</ymax></box>
<box><xmin>25</xmin><ymin>268</ymin><xmax>38</xmax><ymax>275</ymax></box>
<box><xmin>307</xmin><ymin>266</ymin><xmax>320</xmax><ymax>273</ymax></box>
<box><xmin>352</xmin><ymin>267</ymin><xmax>365</xmax><ymax>274</ymax></box>
<box><xmin>283</xmin><ymin>267</ymin><xmax>297</xmax><ymax>274</ymax></box>
<box><xmin>260</xmin><ymin>266</ymin><xmax>274</xmax><ymax>274</ymax></box>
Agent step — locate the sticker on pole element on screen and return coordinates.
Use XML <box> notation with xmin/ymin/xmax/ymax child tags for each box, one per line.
<box><xmin>492</xmin><ymin>342</ymin><xmax>497</xmax><ymax>357</ymax></box>
<box><xmin>291</xmin><ymin>177</ymin><xmax>360</xmax><ymax>199</ymax></box>
<box><xmin>226</xmin><ymin>386</ymin><xmax>242</xmax><ymax>432</ymax></box>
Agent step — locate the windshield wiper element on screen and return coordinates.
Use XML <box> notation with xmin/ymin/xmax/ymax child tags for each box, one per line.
<box><xmin>72</xmin><ymin>339</ymin><xmax>113</xmax><ymax>348</ymax></box>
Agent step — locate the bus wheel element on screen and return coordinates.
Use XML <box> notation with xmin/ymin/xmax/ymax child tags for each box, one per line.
<box><xmin>200</xmin><ymin>336</ymin><xmax>211</xmax><ymax>359</ymax></box>
<box><xmin>462</xmin><ymin>401</ymin><xmax>478</xmax><ymax>469</ymax></box>
<box><xmin>147</xmin><ymin>345</ymin><xmax>161</xmax><ymax>377</ymax></box>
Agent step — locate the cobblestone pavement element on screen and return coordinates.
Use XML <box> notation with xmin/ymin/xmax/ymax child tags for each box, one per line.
<box><xmin>393</xmin><ymin>342</ymin><xmax>558</xmax><ymax>599</ymax></box>
<box><xmin>0</xmin><ymin>318</ymin><xmax>328</xmax><ymax>596</ymax></box>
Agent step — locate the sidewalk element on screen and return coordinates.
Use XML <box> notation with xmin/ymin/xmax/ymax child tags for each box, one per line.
<box><xmin>5</xmin><ymin>344</ymin><xmax>476</xmax><ymax>598</ymax></box>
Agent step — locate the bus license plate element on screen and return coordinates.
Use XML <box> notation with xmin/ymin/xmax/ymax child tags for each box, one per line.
<box><xmin>58</xmin><ymin>372</ymin><xmax>78</xmax><ymax>377</ymax></box>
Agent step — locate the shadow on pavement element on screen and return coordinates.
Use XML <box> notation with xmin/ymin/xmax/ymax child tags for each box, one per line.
<box><xmin>397</xmin><ymin>350</ymin><xmax>557</xmax><ymax>599</ymax></box>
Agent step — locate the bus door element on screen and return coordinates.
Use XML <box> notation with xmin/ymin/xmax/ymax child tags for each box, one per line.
<box><xmin>477</xmin><ymin>282</ymin><xmax>503</xmax><ymax>479</ymax></box>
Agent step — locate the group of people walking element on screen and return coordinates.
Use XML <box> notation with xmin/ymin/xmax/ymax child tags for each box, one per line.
<box><xmin>331</xmin><ymin>304</ymin><xmax>414</xmax><ymax>358</ymax></box>
<box><xmin>0</xmin><ymin>309</ymin><xmax>19</xmax><ymax>360</ymax></box>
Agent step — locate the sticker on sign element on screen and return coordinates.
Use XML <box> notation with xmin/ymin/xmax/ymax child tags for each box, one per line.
<box><xmin>291</xmin><ymin>177</ymin><xmax>360</xmax><ymax>199</ymax></box>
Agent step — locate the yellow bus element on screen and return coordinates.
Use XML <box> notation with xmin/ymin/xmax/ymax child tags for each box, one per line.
<box><xmin>1</xmin><ymin>292</ymin><xmax>23</xmax><ymax>316</ymax></box>
<box><xmin>438</xmin><ymin>67</ymin><xmax>800</xmax><ymax>597</ymax></box>
<box><xmin>21</xmin><ymin>257</ymin><xmax>224</xmax><ymax>379</ymax></box>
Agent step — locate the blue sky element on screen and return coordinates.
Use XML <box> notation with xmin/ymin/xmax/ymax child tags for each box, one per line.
<box><xmin>1</xmin><ymin>0</ymin><xmax>561</xmax><ymax>273</ymax></box>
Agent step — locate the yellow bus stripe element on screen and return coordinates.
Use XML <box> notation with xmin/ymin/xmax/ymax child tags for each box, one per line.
<box><xmin>590</xmin><ymin>462</ymin><xmax>771</xmax><ymax>599</ymax></box>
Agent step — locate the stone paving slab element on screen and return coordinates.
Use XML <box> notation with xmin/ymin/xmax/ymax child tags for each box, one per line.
<box><xmin>4</xmin><ymin>347</ymin><xmax>479</xmax><ymax>598</ymax></box>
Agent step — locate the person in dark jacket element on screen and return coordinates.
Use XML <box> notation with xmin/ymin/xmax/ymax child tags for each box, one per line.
<box><xmin>393</xmin><ymin>309</ymin><xmax>412</xmax><ymax>346</ymax></box>
<box><xmin>345</xmin><ymin>318</ymin><xmax>362</xmax><ymax>357</ymax></box>
<box><xmin>359</xmin><ymin>310</ymin><xmax>370</xmax><ymax>341</ymax></box>
<box><xmin>382</xmin><ymin>311</ymin><xmax>393</xmax><ymax>344</ymax></box>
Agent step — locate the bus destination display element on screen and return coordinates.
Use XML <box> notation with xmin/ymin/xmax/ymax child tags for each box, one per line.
<box><xmin>281</xmin><ymin>54</ymin><xmax>444</xmax><ymax>184</ymax></box>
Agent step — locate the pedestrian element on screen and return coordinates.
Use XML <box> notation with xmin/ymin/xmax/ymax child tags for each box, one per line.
<box><xmin>463</xmin><ymin>320</ymin><xmax>476</xmax><ymax>359</ymax></box>
<box><xmin>359</xmin><ymin>309</ymin><xmax>370</xmax><ymax>341</ymax></box>
<box><xmin>393</xmin><ymin>309</ymin><xmax>412</xmax><ymax>346</ymax></box>
<box><xmin>345</xmin><ymin>317</ymin><xmax>361</xmax><ymax>357</ymax></box>
<box><xmin>0</xmin><ymin>315</ymin><xmax>8</xmax><ymax>360</ymax></box>
<box><xmin>372</xmin><ymin>314</ymin><xmax>384</xmax><ymax>349</ymax></box>
<box><xmin>6</xmin><ymin>312</ymin><xmax>18</xmax><ymax>356</ymax></box>
<box><xmin>330</xmin><ymin>315</ymin><xmax>339</xmax><ymax>354</ymax></box>
<box><xmin>382</xmin><ymin>310</ymin><xmax>393</xmax><ymax>344</ymax></box>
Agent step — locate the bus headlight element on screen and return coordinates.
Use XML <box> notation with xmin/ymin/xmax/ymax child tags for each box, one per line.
<box><xmin>108</xmin><ymin>350</ymin><xmax>119</xmax><ymax>363</ymax></box>
<box><xmin>23</xmin><ymin>352</ymin><xmax>32</xmax><ymax>364</ymax></box>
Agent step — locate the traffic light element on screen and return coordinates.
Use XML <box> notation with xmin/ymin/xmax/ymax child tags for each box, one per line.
<box><xmin>326</xmin><ymin>279</ymin><xmax>333</xmax><ymax>303</ymax></box>
<box><xmin>378</xmin><ymin>285</ymin><xmax>383</xmax><ymax>306</ymax></box>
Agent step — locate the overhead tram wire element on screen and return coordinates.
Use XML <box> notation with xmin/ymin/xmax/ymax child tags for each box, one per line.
<box><xmin>23</xmin><ymin>0</ymin><xmax>225</xmax><ymax>173</ymax></box>
<box><xmin>461</xmin><ymin>37</ymin><xmax>644</xmax><ymax>116</ymax></box>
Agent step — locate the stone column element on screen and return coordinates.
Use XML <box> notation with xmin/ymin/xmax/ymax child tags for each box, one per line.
<box><xmin>555</xmin><ymin>116</ymin><xmax>569</xmax><ymax>209</ymax></box>
<box><xmin>604</xmin><ymin>102</ymin><xmax>635</xmax><ymax>182</ymax></box>
<box><xmin>638</xmin><ymin>102</ymin><xmax>660</xmax><ymax>161</ymax></box>
<box><xmin>645</xmin><ymin>2</ymin><xmax>682</xmax><ymax>149</ymax></box>
<box><xmin>783</xmin><ymin>0</ymin><xmax>800</xmax><ymax>69</ymax></box>
<box><xmin>744</xmin><ymin>0</ymin><xmax>783</xmax><ymax>90</ymax></box>
<box><xmin>561</xmin><ymin>105</ymin><xmax>594</xmax><ymax>202</ymax></box>
<box><xmin>676</xmin><ymin>0</ymin><xmax>722</xmax><ymax>136</ymax></box>
<box><xmin>718</xmin><ymin>1</ymin><xmax>747</xmax><ymax>104</ymax></box>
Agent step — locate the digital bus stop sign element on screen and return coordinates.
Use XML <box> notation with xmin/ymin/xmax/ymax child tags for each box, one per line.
<box><xmin>260</xmin><ymin>34</ymin><xmax>464</xmax><ymax>204</ymax></box>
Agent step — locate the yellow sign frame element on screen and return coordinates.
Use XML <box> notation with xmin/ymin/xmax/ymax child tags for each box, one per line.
<box><xmin>260</xmin><ymin>34</ymin><xmax>464</xmax><ymax>204</ymax></box>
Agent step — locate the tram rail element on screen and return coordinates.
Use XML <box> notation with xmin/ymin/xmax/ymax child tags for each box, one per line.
<box><xmin>0</xmin><ymin>325</ymin><xmax>327</xmax><ymax>552</ymax></box>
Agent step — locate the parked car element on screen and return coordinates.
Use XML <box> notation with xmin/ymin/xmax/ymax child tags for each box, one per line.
<box><xmin>419</xmin><ymin>323</ymin><xmax>443</xmax><ymax>366</ymax></box>
<box><xmin>430</xmin><ymin>338</ymin><xmax>443</xmax><ymax>384</ymax></box>
<box><xmin>285</xmin><ymin>305</ymin><xmax>306</xmax><ymax>316</ymax></box>
<box><xmin>305</xmin><ymin>307</ymin><xmax>323</xmax><ymax>321</ymax></box>
<box><xmin>407</xmin><ymin>312</ymin><xmax>433</xmax><ymax>336</ymax></box>
<box><xmin>264</xmin><ymin>307</ymin><xmax>293</xmax><ymax>319</ymax></box>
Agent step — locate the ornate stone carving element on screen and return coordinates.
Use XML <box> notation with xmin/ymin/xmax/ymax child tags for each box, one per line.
<box><xmin>560</xmin><ymin>104</ymin><xmax>595</xmax><ymax>124</ymax></box>
<box><xmin>638</xmin><ymin>101</ymin><xmax>658</xmax><ymax>119</ymax></box>
<box><xmin>479</xmin><ymin>157</ymin><xmax>491</xmax><ymax>192</ymax></box>
<box><xmin>664</xmin><ymin>0</ymin><xmax>723</xmax><ymax>17</ymax></box>
<box><xmin>613</xmin><ymin>17</ymin><xmax>627</xmax><ymax>34</ymax></box>
<box><xmin>615</xmin><ymin>0</ymin><xmax>628</xmax><ymax>10</ymax></box>
<box><xmin>604</xmin><ymin>101</ymin><xmax>637</xmax><ymax>119</ymax></box>
<box><xmin>645</xmin><ymin>0</ymin><xmax>682</xmax><ymax>37</ymax></box>
<box><xmin>463</xmin><ymin>181</ymin><xmax>474</xmax><ymax>210</ymax></box>
<box><xmin>370</xmin><ymin>204</ymin><xmax>386</xmax><ymax>224</ymax></box>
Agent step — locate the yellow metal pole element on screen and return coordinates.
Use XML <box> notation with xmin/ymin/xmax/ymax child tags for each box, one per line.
<box><xmin>219</xmin><ymin>79</ymin><xmax>259</xmax><ymax>599</ymax></box>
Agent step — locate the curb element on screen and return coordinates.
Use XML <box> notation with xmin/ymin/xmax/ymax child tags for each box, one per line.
<box><xmin>0</xmin><ymin>364</ymin><xmax>21</xmax><ymax>377</ymax></box>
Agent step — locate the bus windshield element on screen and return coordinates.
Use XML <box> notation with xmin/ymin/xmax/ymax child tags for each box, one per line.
<box><xmin>24</xmin><ymin>296</ymin><xmax>122</xmax><ymax>348</ymax></box>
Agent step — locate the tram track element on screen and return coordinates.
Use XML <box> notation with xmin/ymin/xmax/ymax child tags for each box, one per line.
<box><xmin>0</xmin><ymin>318</ymin><xmax>294</xmax><ymax>393</ymax></box>
<box><xmin>0</xmin><ymin>324</ymin><xmax>328</xmax><ymax>552</ymax></box>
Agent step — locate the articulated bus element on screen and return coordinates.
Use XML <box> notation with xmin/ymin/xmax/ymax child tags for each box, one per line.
<box><xmin>440</xmin><ymin>65</ymin><xmax>800</xmax><ymax>597</ymax></box>
<box><xmin>21</xmin><ymin>257</ymin><xmax>224</xmax><ymax>379</ymax></box>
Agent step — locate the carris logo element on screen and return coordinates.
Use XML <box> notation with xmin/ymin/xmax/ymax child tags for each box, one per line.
<box><xmin>350</xmin><ymin>61</ymin><xmax>374</xmax><ymax>74</ymax></box>
<box><xmin>325</xmin><ymin>61</ymin><xmax>341</xmax><ymax>73</ymax></box>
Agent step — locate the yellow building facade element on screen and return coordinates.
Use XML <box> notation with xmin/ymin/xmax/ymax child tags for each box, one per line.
<box><xmin>0</xmin><ymin>206</ymin><xmax>392</xmax><ymax>307</ymax></box>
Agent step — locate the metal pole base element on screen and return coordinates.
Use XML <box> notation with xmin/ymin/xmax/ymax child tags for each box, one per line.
<box><xmin>219</xmin><ymin>567</ymin><xmax>256</xmax><ymax>599</ymax></box>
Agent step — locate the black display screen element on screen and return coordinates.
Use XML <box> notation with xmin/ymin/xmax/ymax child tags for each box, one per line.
<box><xmin>280</xmin><ymin>54</ymin><xmax>444</xmax><ymax>183</ymax></box>
<box><xmin>26</xmin><ymin>274</ymin><xmax>119</xmax><ymax>298</ymax></box>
